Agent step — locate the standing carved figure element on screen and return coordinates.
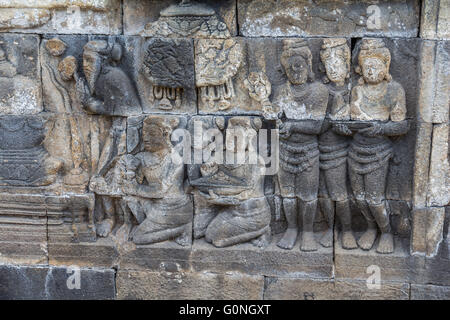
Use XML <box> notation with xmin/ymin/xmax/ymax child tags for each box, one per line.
<box><xmin>77</xmin><ymin>40</ymin><xmax>141</xmax><ymax>238</ymax></box>
<box><xmin>318</xmin><ymin>38</ymin><xmax>357</xmax><ymax>249</ymax></box>
<box><xmin>345</xmin><ymin>39</ymin><xmax>409</xmax><ymax>254</ymax></box>
<box><xmin>122</xmin><ymin>116</ymin><xmax>192</xmax><ymax>246</ymax></box>
<box><xmin>274</xmin><ymin>40</ymin><xmax>328</xmax><ymax>251</ymax></box>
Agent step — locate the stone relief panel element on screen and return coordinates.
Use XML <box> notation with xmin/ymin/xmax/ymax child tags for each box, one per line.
<box><xmin>0</xmin><ymin>0</ymin><xmax>122</xmax><ymax>34</ymax></box>
<box><xmin>124</xmin><ymin>0</ymin><xmax>237</xmax><ymax>37</ymax></box>
<box><xmin>238</xmin><ymin>0</ymin><xmax>420</xmax><ymax>38</ymax></box>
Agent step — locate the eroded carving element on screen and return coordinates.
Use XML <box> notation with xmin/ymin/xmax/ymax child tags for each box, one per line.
<box><xmin>141</xmin><ymin>38</ymin><xmax>194</xmax><ymax>111</ymax></box>
<box><xmin>140</xmin><ymin>0</ymin><xmax>231</xmax><ymax>38</ymax></box>
<box><xmin>195</xmin><ymin>39</ymin><xmax>242</xmax><ymax>111</ymax></box>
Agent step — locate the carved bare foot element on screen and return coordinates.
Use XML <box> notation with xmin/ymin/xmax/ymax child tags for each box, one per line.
<box><xmin>96</xmin><ymin>219</ymin><xmax>114</xmax><ymax>237</ymax></box>
<box><xmin>301</xmin><ymin>231</ymin><xmax>318</xmax><ymax>252</ymax></box>
<box><xmin>277</xmin><ymin>228</ymin><xmax>298</xmax><ymax>250</ymax></box>
<box><xmin>175</xmin><ymin>227</ymin><xmax>191</xmax><ymax>247</ymax></box>
<box><xmin>357</xmin><ymin>228</ymin><xmax>377</xmax><ymax>250</ymax></box>
<box><xmin>251</xmin><ymin>230</ymin><xmax>271</xmax><ymax>248</ymax></box>
<box><xmin>376</xmin><ymin>233</ymin><xmax>394</xmax><ymax>254</ymax></box>
<box><xmin>319</xmin><ymin>228</ymin><xmax>333</xmax><ymax>248</ymax></box>
<box><xmin>341</xmin><ymin>231</ymin><xmax>358</xmax><ymax>250</ymax></box>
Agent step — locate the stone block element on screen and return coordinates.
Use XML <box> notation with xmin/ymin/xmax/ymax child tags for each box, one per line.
<box><xmin>420</xmin><ymin>0</ymin><xmax>450</xmax><ymax>40</ymax></box>
<box><xmin>264</xmin><ymin>277</ymin><xmax>410</xmax><ymax>300</ymax></box>
<box><xmin>0</xmin><ymin>34</ymin><xmax>41</xmax><ymax>115</ymax></box>
<box><xmin>124</xmin><ymin>0</ymin><xmax>237</xmax><ymax>37</ymax></box>
<box><xmin>411</xmin><ymin>283</ymin><xmax>450</xmax><ymax>299</ymax></box>
<box><xmin>238</xmin><ymin>0</ymin><xmax>419</xmax><ymax>38</ymax></box>
<box><xmin>0</xmin><ymin>265</ymin><xmax>115</xmax><ymax>299</ymax></box>
<box><xmin>0</xmin><ymin>0</ymin><xmax>122</xmax><ymax>34</ymax></box>
<box><xmin>191</xmin><ymin>233</ymin><xmax>333</xmax><ymax>278</ymax></box>
<box><xmin>116</xmin><ymin>270</ymin><xmax>264</xmax><ymax>300</ymax></box>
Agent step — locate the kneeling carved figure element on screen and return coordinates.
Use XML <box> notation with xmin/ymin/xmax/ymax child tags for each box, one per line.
<box><xmin>122</xmin><ymin>115</ymin><xmax>193</xmax><ymax>246</ymax></box>
<box><xmin>190</xmin><ymin>117</ymin><xmax>271</xmax><ymax>248</ymax></box>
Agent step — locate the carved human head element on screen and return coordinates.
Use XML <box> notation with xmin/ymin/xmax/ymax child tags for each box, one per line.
<box><xmin>357</xmin><ymin>38</ymin><xmax>392</xmax><ymax>85</ymax></box>
<box><xmin>320</xmin><ymin>38</ymin><xmax>350</xmax><ymax>87</ymax></box>
<box><xmin>142</xmin><ymin>116</ymin><xmax>179</xmax><ymax>153</ymax></box>
<box><xmin>83</xmin><ymin>40</ymin><xmax>123</xmax><ymax>94</ymax></box>
<box><xmin>281</xmin><ymin>39</ymin><xmax>314</xmax><ymax>85</ymax></box>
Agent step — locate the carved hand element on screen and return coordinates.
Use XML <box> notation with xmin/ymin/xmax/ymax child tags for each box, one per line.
<box><xmin>358</xmin><ymin>122</ymin><xmax>384</xmax><ymax>137</ymax></box>
<box><xmin>278</xmin><ymin>122</ymin><xmax>292</xmax><ymax>139</ymax></box>
<box><xmin>332</xmin><ymin>123</ymin><xmax>353</xmax><ymax>136</ymax></box>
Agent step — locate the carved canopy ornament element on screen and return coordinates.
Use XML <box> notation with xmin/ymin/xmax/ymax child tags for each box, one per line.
<box><xmin>141</xmin><ymin>0</ymin><xmax>231</xmax><ymax>38</ymax></box>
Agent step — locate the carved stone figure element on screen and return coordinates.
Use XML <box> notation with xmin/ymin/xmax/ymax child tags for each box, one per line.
<box><xmin>189</xmin><ymin>116</ymin><xmax>271</xmax><ymax>247</ymax></box>
<box><xmin>140</xmin><ymin>0</ymin><xmax>231</xmax><ymax>38</ymax></box>
<box><xmin>121</xmin><ymin>115</ymin><xmax>193</xmax><ymax>246</ymax></box>
<box><xmin>78</xmin><ymin>40</ymin><xmax>141</xmax><ymax>117</ymax></box>
<box><xmin>141</xmin><ymin>38</ymin><xmax>194</xmax><ymax>111</ymax></box>
<box><xmin>343</xmin><ymin>38</ymin><xmax>409</xmax><ymax>254</ymax></box>
<box><xmin>195</xmin><ymin>39</ymin><xmax>242</xmax><ymax>112</ymax></box>
<box><xmin>274</xmin><ymin>39</ymin><xmax>329</xmax><ymax>252</ymax></box>
<box><xmin>77</xmin><ymin>39</ymin><xmax>141</xmax><ymax>237</ymax></box>
<box><xmin>317</xmin><ymin>38</ymin><xmax>357</xmax><ymax>249</ymax></box>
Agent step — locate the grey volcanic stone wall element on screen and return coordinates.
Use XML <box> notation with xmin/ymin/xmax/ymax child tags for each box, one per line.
<box><xmin>0</xmin><ymin>0</ymin><xmax>448</xmax><ymax>300</ymax></box>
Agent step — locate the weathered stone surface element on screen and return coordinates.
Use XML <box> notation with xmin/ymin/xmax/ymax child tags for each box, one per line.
<box><xmin>264</xmin><ymin>277</ymin><xmax>410</xmax><ymax>300</ymax></box>
<box><xmin>428</xmin><ymin>124</ymin><xmax>450</xmax><ymax>207</ymax></box>
<box><xmin>417</xmin><ymin>40</ymin><xmax>450</xmax><ymax>123</ymax></box>
<box><xmin>0</xmin><ymin>265</ymin><xmax>115</xmax><ymax>299</ymax></box>
<box><xmin>191</xmin><ymin>234</ymin><xmax>333</xmax><ymax>278</ymax></box>
<box><xmin>116</xmin><ymin>270</ymin><xmax>264</xmax><ymax>300</ymax></box>
<box><xmin>238</xmin><ymin>0</ymin><xmax>420</xmax><ymax>38</ymax></box>
<box><xmin>335</xmin><ymin>235</ymin><xmax>428</xmax><ymax>284</ymax></box>
<box><xmin>413</xmin><ymin>123</ymin><xmax>433</xmax><ymax>208</ymax></box>
<box><xmin>124</xmin><ymin>0</ymin><xmax>237</xmax><ymax>37</ymax></box>
<box><xmin>420</xmin><ymin>0</ymin><xmax>450</xmax><ymax>40</ymax></box>
<box><xmin>411</xmin><ymin>283</ymin><xmax>450</xmax><ymax>299</ymax></box>
<box><xmin>0</xmin><ymin>34</ymin><xmax>41</xmax><ymax>115</ymax></box>
<box><xmin>0</xmin><ymin>0</ymin><xmax>122</xmax><ymax>34</ymax></box>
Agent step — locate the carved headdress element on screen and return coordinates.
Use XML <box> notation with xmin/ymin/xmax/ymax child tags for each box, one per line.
<box><xmin>280</xmin><ymin>39</ymin><xmax>314</xmax><ymax>82</ymax></box>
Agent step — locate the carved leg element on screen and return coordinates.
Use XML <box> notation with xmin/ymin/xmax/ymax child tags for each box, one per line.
<box><xmin>370</xmin><ymin>202</ymin><xmax>393</xmax><ymax>254</ymax></box>
<box><xmin>300</xmin><ymin>199</ymin><xmax>318</xmax><ymax>252</ymax></box>
<box><xmin>319</xmin><ymin>198</ymin><xmax>334</xmax><ymax>248</ymax></box>
<box><xmin>350</xmin><ymin>169</ymin><xmax>377</xmax><ymax>250</ymax></box>
<box><xmin>366</xmin><ymin>164</ymin><xmax>393</xmax><ymax>254</ymax></box>
<box><xmin>336</xmin><ymin>199</ymin><xmax>357</xmax><ymax>249</ymax></box>
<box><xmin>251</xmin><ymin>227</ymin><xmax>271</xmax><ymax>248</ymax></box>
<box><xmin>132</xmin><ymin>225</ymin><xmax>186</xmax><ymax>245</ymax></box>
<box><xmin>96</xmin><ymin>196</ymin><xmax>115</xmax><ymax>237</ymax></box>
<box><xmin>319</xmin><ymin>170</ymin><xmax>334</xmax><ymax>248</ymax></box>
<box><xmin>277</xmin><ymin>197</ymin><xmax>298</xmax><ymax>250</ymax></box>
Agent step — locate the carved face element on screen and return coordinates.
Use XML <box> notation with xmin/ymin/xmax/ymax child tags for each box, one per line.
<box><xmin>284</xmin><ymin>55</ymin><xmax>309</xmax><ymax>85</ymax></box>
<box><xmin>320</xmin><ymin>47</ymin><xmax>349</xmax><ymax>86</ymax></box>
<box><xmin>361</xmin><ymin>57</ymin><xmax>387</xmax><ymax>84</ymax></box>
<box><xmin>143</xmin><ymin>124</ymin><xmax>168</xmax><ymax>153</ymax></box>
<box><xmin>83</xmin><ymin>50</ymin><xmax>102</xmax><ymax>94</ymax></box>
